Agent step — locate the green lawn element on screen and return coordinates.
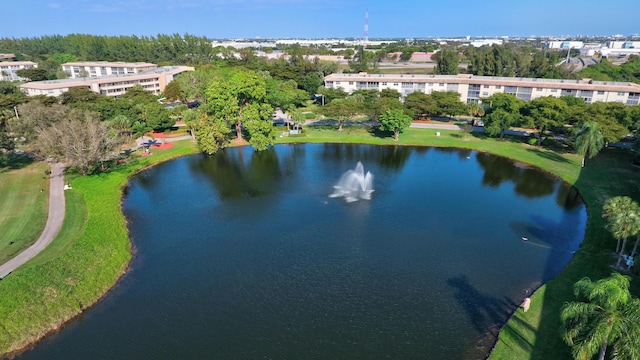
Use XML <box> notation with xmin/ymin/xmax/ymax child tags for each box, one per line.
<box><xmin>1</xmin><ymin>127</ymin><xmax>638</xmax><ymax>359</ymax></box>
<box><xmin>0</xmin><ymin>157</ymin><xmax>49</xmax><ymax>264</ymax></box>
<box><xmin>0</xmin><ymin>142</ymin><xmax>198</xmax><ymax>356</ymax></box>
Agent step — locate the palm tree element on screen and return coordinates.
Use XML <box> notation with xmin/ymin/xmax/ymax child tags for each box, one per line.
<box><xmin>561</xmin><ymin>272</ymin><xmax>640</xmax><ymax>360</ymax></box>
<box><xmin>575</xmin><ymin>121</ymin><xmax>604</xmax><ymax>168</ymax></box>
<box><xmin>602</xmin><ymin>196</ymin><xmax>640</xmax><ymax>259</ymax></box>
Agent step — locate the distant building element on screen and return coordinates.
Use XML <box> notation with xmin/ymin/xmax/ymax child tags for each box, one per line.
<box><xmin>0</xmin><ymin>61</ymin><xmax>38</xmax><ymax>81</ymax></box>
<box><xmin>605</xmin><ymin>41</ymin><xmax>640</xmax><ymax>49</ymax></box>
<box><xmin>61</xmin><ymin>61</ymin><xmax>157</xmax><ymax>78</ymax></box>
<box><xmin>0</xmin><ymin>54</ymin><xmax>17</xmax><ymax>60</ymax></box>
<box><xmin>324</xmin><ymin>73</ymin><xmax>640</xmax><ymax>106</ymax></box>
<box><xmin>546</xmin><ymin>41</ymin><xmax>584</xmax><ymax>49</ymax></box>
<box><xmin>469</xmin><ymin>39</ymin><xmax>503</xmax><ymax>47</ymax></box>
<box><xmin>20</xmin><ymin>66</ymin><xmax>194</xmax><ymax>97</ymax></box>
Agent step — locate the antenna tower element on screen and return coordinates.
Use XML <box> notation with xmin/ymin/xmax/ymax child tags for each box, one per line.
<box><xmin>364</xmin><ymin>7</ymin><xmax>369</xmax><ymax>45</ymax></box>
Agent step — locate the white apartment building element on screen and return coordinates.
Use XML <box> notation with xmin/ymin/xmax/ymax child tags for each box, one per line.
<box><xmin>545</xmin><ymin>41</ymin><xmax>585</xmax><ymax>49</ymax></box>
<box><xmin>20</xmin><ymin>66</ymin><xmax>194</xmax><ymax>97</ymax></box>
<box><xmin>61</xmin><ymin>61</ymin><xmax>157</xmax><ymax>78</ymax></box>
<box><xmin>0</xmin><ymin>61</ymin><xmax>38</xmax><ymax>81</ymax></box>
<box><xmin>324</xmin><ymin>73</ymin><xmax>640</xmax><ymax>106</ymax></box>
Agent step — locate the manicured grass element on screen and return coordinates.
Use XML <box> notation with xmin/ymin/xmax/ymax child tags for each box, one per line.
<box><xmin>0</xmin><ymin>158</ymin><xmax>49</xmax><ymax>264</ymax></box>
<box><xmin>0</xmin><ymin>141</ymin><xmax>197</xmax><ymax>356</ymax></box>
<box><xmin>1</xmin><ymin>126</ymin><xmax>637</xmax><ymax>359</ymax></box>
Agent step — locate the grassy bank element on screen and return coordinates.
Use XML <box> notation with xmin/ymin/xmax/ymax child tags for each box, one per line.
<box><xmin>1</xmin><ymin>126</ymin><xmax>636</xmax><ymax>358</ymax></box>
<box><xmin>0</xmin><ymin>157</ymin><xmax>49</xmax><ymax>264</ymax></box>
<box><xmin>0</xmin><ymin>141</ymin><xmax>197</xmax><ymax>356</ymax></box>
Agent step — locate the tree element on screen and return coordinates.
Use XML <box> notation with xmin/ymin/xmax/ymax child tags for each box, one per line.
<box><xmin>484</xmin><ymin>109</ymin><xmax>516</xmax><ymax>139</ymax></box>
<box><xmin>431</xmin><ymin>91</ymin><xmax>467</xmax><ymax>118</ymax></box>
<box><xmin>561</xmin><ymin>272</ymin><xmax>640</xmax><ymax>360</ymax></box>
<box><xmin>204</xmin><ymin>69</ymin><xmax>274</xmax><ymax>150</ymax></box>
<box><xmin>378</xmin><ymin>109</ymin><xmax>411</xmax><ymax>141</ymax></box>
<box><xmin>15</xmin><ymin>68</ymin><xmax>49</xmax><ymax>81</ymax></box>
<box><xmin>432</xmin><ymin>48</ymin><xmax>459</xmax><ymax>75</ymax></box>
<box><xmin>404</xmin><ymin>91</ymin><xmax>437</xmax><ymax>119</ymax></box>
<box><xmin>59</xmin><ymin>87</ymin><xmax>100</xmax><ymax>105</ymax></box>
<box><xmin>522</xmin><ymin>96</ymin><xmax>568</xmax><ymax>145</ymax></box>
<box><xmin>574</xmin><ymin>122</ymin><xmax>604</xmax><ymax>167</ymax></box>
<box><xmin>163</xmin><ymin>80</ymin><xmax>185</xmax><ymax>102</ymax></box>
<box><xmin>602</xmin><ymin>197</ymin><xmax>640</xmax><ymax>267</ymax></box>
<box><xmin>34</xmin><ymin>110</ymin><xmax>120</xmax><ymax>175</ymax></box>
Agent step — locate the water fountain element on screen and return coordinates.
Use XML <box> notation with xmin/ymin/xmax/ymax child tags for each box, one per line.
<box><xmin>329</xmin><ymin>162</ymin><xmax>374</xmax><ymax>202</ymax></box>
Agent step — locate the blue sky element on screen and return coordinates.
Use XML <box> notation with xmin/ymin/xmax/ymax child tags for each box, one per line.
<box><xmin>2</xmin><ymin>0</ymin><xmax>638</xmax><ymax>39</ymax></box>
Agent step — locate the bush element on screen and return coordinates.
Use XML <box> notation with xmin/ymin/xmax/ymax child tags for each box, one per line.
<box><xmin>528</xmin><ymin>138</ymin><xmax>538</xmax><ymax>146</ymax></box>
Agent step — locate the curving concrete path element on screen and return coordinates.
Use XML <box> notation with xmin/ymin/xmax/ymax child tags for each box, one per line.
<box><xmin>0</xmin><ymin>162</ymin><xmax>66</xmax><ymax>278</ymax></box>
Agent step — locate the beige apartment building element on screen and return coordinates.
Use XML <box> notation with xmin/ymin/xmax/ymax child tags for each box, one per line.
<box><xmin>61</xmin><ymin>61</ymin><xmax>157</xmax><ymax>78</ymax></box>
<box><xmin>324</xmin><ymin>73</ymin><xmax>640</xmax><ymax>106</ymax></box>
<box><xmin>20</xmin><ymin>66</ymin><xmax>194</xmax><ymax>97</ymax></box>
<box><xmin>0</xmin><ymin>61</ymin><xmax>38</xmax><ymax>81</ymax></box>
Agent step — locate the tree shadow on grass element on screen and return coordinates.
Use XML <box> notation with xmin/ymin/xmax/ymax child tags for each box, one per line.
<box><xmin>0</xmin><ymin>153</ymin><xmax>36</xmax><ymax>173</ymax></box>
<box><xmin>366</xmin><ymin>126</ymin><xmax>393</xmax><ymax>140</ymax></box>
<box><xmin>525</xmin><ymin>147</ymin><xmax>572</xmax><ymax>164</ymax></box>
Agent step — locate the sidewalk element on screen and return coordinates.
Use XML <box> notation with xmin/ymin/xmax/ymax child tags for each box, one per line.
<box><xmin>0</xmin><ymin>163</ymin><xmax>66</xmax><ymax>278</ymax></box>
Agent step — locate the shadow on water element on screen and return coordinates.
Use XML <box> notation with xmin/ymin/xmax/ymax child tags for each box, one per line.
<box><xmin>447</xmin><ymin>275</ymin><xmax>518</xmax><ymax>356</ymax></box>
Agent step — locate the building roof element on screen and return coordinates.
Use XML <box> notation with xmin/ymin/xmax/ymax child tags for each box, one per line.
<box><xmin>0</xmin><ymin>61</ymin><xmax>38</xmax><ymax>66</ymax></box>
<box><xmin>20</xmin><ymin>66</ymin><xmax>193</xmax><ymax>91</ymax></box>
<box><xmin>325</xmin><ymin>73</ymin><xmax>640</xmax><ymax>93</ymax></box>
<box><xmin>61</xmin><ymin>61</ymin><xmax>157</xmax><ymax>68</ymax></box>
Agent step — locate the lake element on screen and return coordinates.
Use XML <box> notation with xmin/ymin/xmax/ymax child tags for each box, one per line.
<box><xmin>17</xmin><ymin>143</ymin><xmax>586</xmax><ymax>359</ymax></box>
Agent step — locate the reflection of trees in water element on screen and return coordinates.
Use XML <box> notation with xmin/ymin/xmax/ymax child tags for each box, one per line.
<box><xmin>475</xmin><ymin>152</ymin><xmax>555</xmax><ymax>198</ymax></box>
<box><xmin>435</xmin><ymin>147</ymin><xmax>473</xmax><ymax>160</ymax></box>
<box><xmin>190</xmin><ymin>147</ymin><xmax>301</xmax><ymax>199</ymax></box>
<box><xmin>513</xmin><ymin>168</ymin><xmax>555</xmax><ymax>199</ymax></box>
<box><xmin>555</xmin><ymin>184</ymin><xmax>583</xmax><ymax>210</ymax></box>
<box><xmin>319</xmin><ymin>143</ymin><xmax>412</xmax><ymax>170</ymax></box>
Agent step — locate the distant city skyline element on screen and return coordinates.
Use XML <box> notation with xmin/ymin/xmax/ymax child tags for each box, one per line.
<box><xmin>2</xmin><ymin>0</ymin><xmax>638</xmax><ymax>39</ymax></box>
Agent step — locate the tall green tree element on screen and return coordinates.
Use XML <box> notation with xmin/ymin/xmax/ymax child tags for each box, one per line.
<box><xmin>484</xmin><ymin>109</ymin><xmax>516</xmax><ymax>139</ymax></box>
<box><xmin>574</xmin><ymin>122</ymin><xmax>604</xmax><ymax>167</ymax></box>
<box><xmin>602</xmin><ymin>197</ymin><xmax>640</xmax><ymax>266</ymax></box>
<box><xmin>522</xmin><ymin>96</ymin><xmax>568</xmax><ymax>145</ymax></box>
<box><xmin>561</xmin><ymin>272</ymin><xmax>640</xmax><ymax>360</ymax></box>
<box><xmin>378</xmin><ymin>109</ymin><xmax>412</xmax><ymax>141</ymax></box>
<box><xmin>205</xmin><ymin>69</ymin><xmax>273</xmax><ymax>150</ymax></box>
<box><xmin>432</xmin><ymin>48</ymin><xmax>459</xmax><ymax>75</ymax></box>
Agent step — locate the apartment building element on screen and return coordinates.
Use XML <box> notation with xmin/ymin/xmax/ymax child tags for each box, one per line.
<box><xmin>0</xmin><ymin>61</ymin><xmax>38</xmax><ymax>81</ymax></box>
<box><xmin>61</xmin><ymin>61</ymin><xmax>157</xmax><ymax>78</ymax></box>
<box><xmin>324</xmin><ymin>73</ymin><xmax>640</xmax><ymax>106</ymax></box>
<box><xmin>20</xmin><ymin>66</ymin><xmax>194</xmax><ymax>97</ymax></box>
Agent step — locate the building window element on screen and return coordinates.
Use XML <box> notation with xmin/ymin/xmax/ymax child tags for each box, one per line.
<box><xmin>618</xmin><ymin>92</ymin><xmax>625</xmax><ymax>96</ymax></box>
<box><xmin>438</xmin><ymin>83</ymin><xmax>444</xmax><ymax>86</ymax></box>
<box><xmin>483</xmin><ymin>85</ymin><xmax>490</xmax><ymax>88</ymax></box>
<box><xmin>349</xmin><ymin>81</ymin><xmax>353</xmax><ymax>85</ymax></box>
<box><xmin>393</xmin><ymin>83</ymin><xmax>398</xmax><ymax>86</ymax></box>
<box><xmin>551</xmin><ymin>89</ymin><xmax>558</xmax><ymax>93</ymax></box>
<box><xmin>382</xmin><ymin>82</ymin><xmax>387</xmax><ymax>86</ymax></box>
<box><xmin>495</xmin><ymin>85</ymin><xmax>501</xmax><ymax>89</ymax></box>
<box><xmin>335</xmin><ymin>81</ymin><xmax>340</xmax><ymax>85</ymax></box>
<box><xmin>482</xmin><ymin>92</ymin><xmax>489</xmax><ymax>96</ymax></box>
<box><xmin>597</xmin><ymin>91</ymin><xmax>605</xmax><ymax>95</ymax></box>
<box><xmin>536</xmin><ymin>88</ymin><xmax>543</xmax><ymax>91</ymax></box>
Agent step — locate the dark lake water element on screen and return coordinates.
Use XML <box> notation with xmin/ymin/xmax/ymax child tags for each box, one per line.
<box><xmin>18</xmin><ymin>144</ymin><xmax>586</xmax><ymax>360</ymax></box>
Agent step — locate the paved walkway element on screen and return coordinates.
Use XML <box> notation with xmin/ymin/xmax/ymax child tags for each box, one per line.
<box><xmin>0</xmin><ymin>163</ymin><xmax>66</xmax><ymax>277</ymax></box>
